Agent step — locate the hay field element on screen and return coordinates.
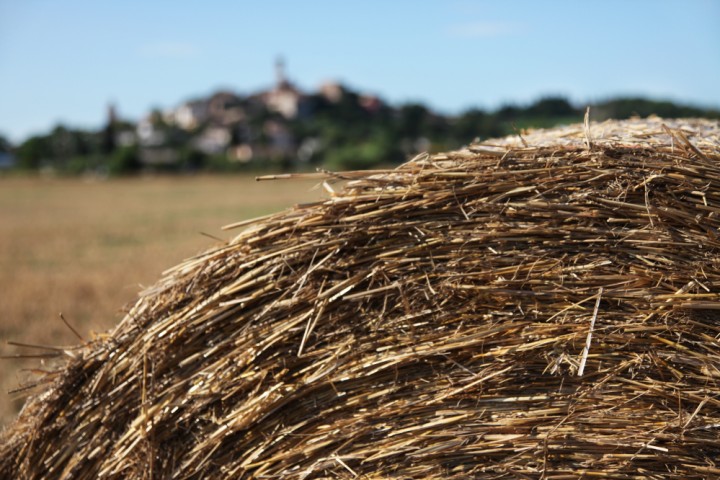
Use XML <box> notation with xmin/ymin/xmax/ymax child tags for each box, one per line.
<box><xmin>0</xmin><ymin>175</ymin><xmax>322</xmax><ymax>426</ymax></box>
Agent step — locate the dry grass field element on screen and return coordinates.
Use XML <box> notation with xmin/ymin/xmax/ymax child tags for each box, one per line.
<box><xmin>0</xmin><ymin>175</ymin><xmax>323</xmax><ymax>427</ymax></box>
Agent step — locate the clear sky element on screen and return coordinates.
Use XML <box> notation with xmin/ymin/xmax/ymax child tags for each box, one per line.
<box><xmin>0</xmin><ymin>0</ymin><xmax>718</xmax><ymax>143</ymax></box>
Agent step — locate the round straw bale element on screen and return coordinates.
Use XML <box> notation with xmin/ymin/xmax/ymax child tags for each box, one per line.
<box><xmin>2</xmin><ymin>117</ymin><xmax>720</xmax><ymax>479</ymax></box>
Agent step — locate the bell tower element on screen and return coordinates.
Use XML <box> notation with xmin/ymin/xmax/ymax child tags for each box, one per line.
<box><xmin>275</xmin><ymin>56</ymin><xmax>288</xmax><ymax>88</ymax></box>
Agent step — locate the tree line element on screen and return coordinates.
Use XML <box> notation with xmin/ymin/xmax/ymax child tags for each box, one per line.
<box><xmin>2</xmin><ymin>94</ymin><xmax>718</xmax><ymax>175</ymax></box>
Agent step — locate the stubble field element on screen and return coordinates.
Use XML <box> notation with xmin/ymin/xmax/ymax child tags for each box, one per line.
<box><xmin>0</xmin><ymin>175</ymin><xmax>323</xmax><ymax>427</ymax></box>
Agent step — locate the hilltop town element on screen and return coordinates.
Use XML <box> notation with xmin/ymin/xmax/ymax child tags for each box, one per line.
<box><xmin>4</xmin><ymin>61</ymin><xmax>719</xmax><ymax>175</ymax></box>
<box><xmin>128</xmin><ymin>59</ymin><xmax>393</xmax><ymax>169</ymax></box>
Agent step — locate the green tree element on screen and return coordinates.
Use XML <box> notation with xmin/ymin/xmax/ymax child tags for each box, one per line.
<box><xmin>108</xmin><ymin>146</ymin><xmax>142</xmax><ymax>175</ymax></box>
<box><xmin>452</xmin><ymin>108</ymin><xmax>505</xmax><ymax>144</ymax></box>
<box><xmin>0</xmin><ymin>134</ymin><xmax>11</xmax><ymax>152</ymax></box>
<box><xmin>527</xmin><ymin>97</ymin><xmax>577</xmax><ymax>117</ymax></box>
<box><xmin>397</xmin><ymin>103</ymin><xmax>430</xmax><ymax>139</ymax></box>
<box><xmin>16</xmin><ymin>135</ymin><xmax>52</xmax><ymax>169</ymax></box>
<box><xmin>323</xmin><ymin>132</ymin><xmax>401</xmax><ymax>170</ymax></box>
<box><xmin>592</xmin><ymin>98</ymin><xmax>720</xmax><ymax>120</ymax></box>
<box><xmin>179</xmin><ymin>147</ymin><xmax>207</xmax><ymax>171</ymax></box>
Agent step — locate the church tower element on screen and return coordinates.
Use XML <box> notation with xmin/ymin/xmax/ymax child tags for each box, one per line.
<box><xmin>275</xmin><ymin>56</ymin><xmax>289</xmax><ymax>89</ymax></box>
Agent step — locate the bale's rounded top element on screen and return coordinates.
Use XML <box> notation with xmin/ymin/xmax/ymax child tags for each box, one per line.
<box><xmin>470</xmin><ymin>116</ymin><xmax>719</xmax><ymax>152</ymax></box>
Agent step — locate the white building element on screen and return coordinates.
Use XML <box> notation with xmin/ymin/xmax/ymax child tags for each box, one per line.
<box><xmin>194</xmin><ymin>126</ymin><xmax>231</xmax><ymax>155</ymax></box>
<box><xmin>262</xmin><ymin>58</ymin><xmax>304</xmax><ymax>119</ymax></box>
<box><xmin>173</xmin><ymin>100</ymin><xmax>210</xmax><ymax>130</ymax></box>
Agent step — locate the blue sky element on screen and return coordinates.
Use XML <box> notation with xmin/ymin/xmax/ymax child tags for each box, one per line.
<box><xmin>0</xmin><ymin>0</ymin><xmax>718</xmax><ymax>143</ymax></box>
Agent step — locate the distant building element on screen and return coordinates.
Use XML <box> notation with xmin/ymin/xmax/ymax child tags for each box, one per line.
<box><xmin>264</xmin><ymin>119</ymin><xmax>295</xmax><ymax>157</ymax></box>
<box><xmin>262</xmin><ymin>58</ymin><xmax>305</xmax><ymax>119</ymax></box>
<box><xmin>360</xmin><ymin>94</ymin><xmax>383</xmax><ymax>113</ymax></box>
<box><xmin>116</xmin><ymin>130</ymin><xmax>137</xmax><ymax>147</ymax></box>
<box><xmin>207</xmin><ymin>91</ymin><xmax>245</xmax><ymax>125</ymax></box>
<box><xmin>136</xmin><ymin>113</ymin><xmax>166</xmax><ymax>146</ymax></box>
<box><xmin>170</xmin><ymin>91</ymin><xmax>245</xmax><ymax>130</ymax></box>
<box><xmin>139</xmin><ymin>148</ymin><xmax>178</xmax><ymax>166</ymax></box>
<box><xmin>173</xmin><ymin>100</ymin><xmax>210</xmax><ymax>130</ymax></box>
<box><xmin>228</xmin><ymin>144</ymin><xmax>254</xmax><ymax>163</ymax></box>
<box><xmin>319</xmin><ymin>81</ymin><xmax>344</xmax><ymax>103</ymax></box>
<box><xmin>194</xmin><ymin>126</ymin><xmax>232</xmax><ymax>155</ymax></box>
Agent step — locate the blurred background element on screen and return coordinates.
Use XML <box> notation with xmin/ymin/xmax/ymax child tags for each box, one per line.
<box><xmin>0</xmin><ymin>0</ymin><xmax>718</xmax><ymax>425</ymax></box>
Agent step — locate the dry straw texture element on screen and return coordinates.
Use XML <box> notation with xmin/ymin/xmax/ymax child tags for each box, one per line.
<box><xmin>2</xmin><ymin>117</ymin><xmax>720</xmax><ymax>479</ymax></box>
